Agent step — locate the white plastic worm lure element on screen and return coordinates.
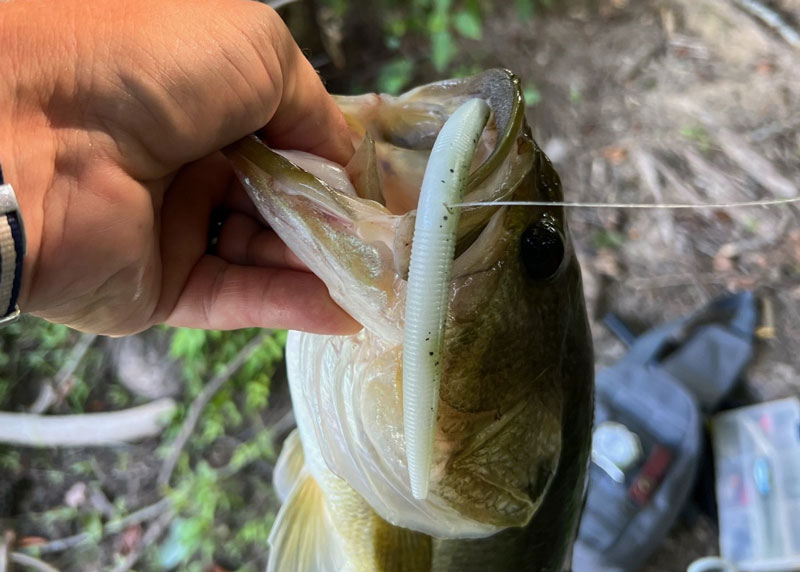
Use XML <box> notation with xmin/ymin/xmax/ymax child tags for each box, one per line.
<box><xmin>403</xmin><ymin>98</ymin><xmax>491</xmax><ymax>500</ymax></box>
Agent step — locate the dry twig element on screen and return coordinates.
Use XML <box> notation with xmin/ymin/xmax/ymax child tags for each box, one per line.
<box><xmin>25</xmin><ymin>497</ymin><xmax>172</xmax><ymax>555</ymax></box>
<box><xmin>714</xmin><ymin>127</ymin><xmax>797</xmax><ymax>199</ymax></box>
<box><xmin>157</xmin><ymin>332</ymin><xmax>271</xmax><ymax>487</ymax></box>
<box><xmin>0</xmin><ymin>530</ymin><xmax>12</xmax><ymax>572</ymax></box>
<box><xmin>29</xmin><ymin>333</ymin><xmax>97</xmax><ymax>414</ymax></box>
<box><xmin>732</xmin><ymin>0</ymin><xmax>800</xmax><ymax>48</ymax></box>
<box><xmin>109</xmin><ymin>509</ymin><xmax>175</xmax><ymax>572</ymax></box>
<box><xmin>9</xmin><ymin>553</ymin><xmax>61</xmax><ymax>572</ymax></box>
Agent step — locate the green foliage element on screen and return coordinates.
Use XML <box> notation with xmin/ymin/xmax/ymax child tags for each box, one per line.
<box><xmin>0</xmin><ymin>316</ymin><xmax>74</xmax><ymax>408</ymax></box>
<box><xmin>0</xmin><ymin>316</ymin><xmax>109</xmax><ymax>413</ymax></box>
<box><xmin>4</xmin><ymin>319</ymin><xmax>286</xmax><ymax>569</ymax></box>
<box><xmin>160</xmin><ymin>429</ymin><xmax>278</xmax><ymax>568</ymax></box>
<box><xmin>167</xmin><ymin>328</ymin><xmax>285</xmax><ymax>451</ymax></box>
<box><xmin>377</xmin><ymin>59</ymin><xmax>416</xmax><ymax>94</ymax></box>
<box><xmin>0</xmin><ymin>448</ymin><xmax>21</xmax><ymax>472</ymax></box>
<box><xmin>157</xmin><ymin>328</ymin><xmax>286</xmax><ymax>568</ymax></box>
<box><xmin>523</xmin><ymin>82</ymin><xmax>542</xmax><ymax>107</ymax></box>
<box><xmin>336</xmin><ymin>0</ymin><xmax>553</xmax><ymax>94</ymax></box>
<box><xmin>569</xmin><ymin>85</ymin><xmax>584</xmax><ymax>105</ymax></box>
<box><xmin>592</xmin><ymin>228</ymin><xmax>627</xmax><ymax>250</ymax></box>
<box><xmin>452</xmin><ymin>9</ymin><xmax>482</xmax><ymax>40</ymax></box>
<box><xmin>680</xmin><ymin>124</ymin><xmax>713</xmax><ymax>153</ymax></box>
<box><xmin>516</xmin><ymin>0</ymin><xmax>553</xmax><ymax>20</ymax></box>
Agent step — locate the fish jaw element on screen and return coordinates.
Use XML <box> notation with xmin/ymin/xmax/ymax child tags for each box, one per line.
<box><xmin>225</xmin><ymin>137</ymin><xmax>405</xmax><ymax>343</ymax></box>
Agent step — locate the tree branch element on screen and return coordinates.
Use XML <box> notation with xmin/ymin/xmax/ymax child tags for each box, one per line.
<box><xmin>10</xmin><ymin>552</ymin><xmax>61</xmax><ymax>572</ymax></box>
<box><xmin>109</xmin><ymin>509</ymin><xmax>174</xmax><ymax>572</ymax></box>
<box><xmin>28</xmin><ymin>333</ymin><xmax>97</xmax><ymax>414</ymax></box>
<box><xmin>0</xmin><ymin>399</ymin><xmax>176</xmax><ymax>447</ymax></box>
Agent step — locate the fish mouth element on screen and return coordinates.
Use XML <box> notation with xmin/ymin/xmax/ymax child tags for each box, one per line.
<box><xmin>336</xmin><ymin>69</ymin><xmax>528</xmax><ymax>261</ymax></box>
<box><xmin>224</xmin><ymin>69</ymin><xmax>532</xmax><ymax>307</ymax></box>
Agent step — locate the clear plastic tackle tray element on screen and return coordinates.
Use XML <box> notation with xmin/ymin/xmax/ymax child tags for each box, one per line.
<box><xmin>712</xmin><ymin>397</ymin><xmax>800</xmax><ymax>572</ymax></box>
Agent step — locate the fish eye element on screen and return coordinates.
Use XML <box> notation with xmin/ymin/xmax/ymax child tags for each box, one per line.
<box><xmin>520</xmin><ymin>218</ymin><xmax>565</xmax><ymax>280</ymax></box>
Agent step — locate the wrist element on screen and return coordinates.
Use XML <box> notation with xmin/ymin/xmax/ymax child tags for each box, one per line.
<box><xmin>0</xmin><ymin>5</ymin><xmax>57</xmax><ymax>314</ymax></box>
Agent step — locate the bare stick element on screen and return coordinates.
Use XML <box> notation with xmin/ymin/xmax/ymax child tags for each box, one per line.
<box><xmin>157</xmin><ymin>332</ymin><xmax>270</xmax><ymax>487</ymax></box>
<box><xmin>0</xmin><ymin>530</ymin><xmax>12</xmax><ymax>572</ymax></box>
<box><xmin>26</xmin><ymin>498</ymin><xmax>172</xmax><ymax>555</ymax></box>
<box><xmin>109</xmin><ymin>508</ymin><xmax>174</xmax><ymax>572</ymax></box>
<box><xmin>29</xmin><ymin>333</ymin><xmax>97</xmax><ymax>414</ymax></box>
<box><xmin>714</xmin><ymin>127</ymin><xmax>797</xmax><ymax>199</ymax></box>
<box><xmin>10</xmin><ymin>553</ymin><xmax>61</xmax><ymax>572</ymax></box>
<box><xmin>732</xmin><ymin>0</ymin><xmax>800</xmax><ymax>48</ymax></box>
<box><xmin>0</xmin><ymin>399</ymin><xmax>176</xmax><ymax>447</ymax></box>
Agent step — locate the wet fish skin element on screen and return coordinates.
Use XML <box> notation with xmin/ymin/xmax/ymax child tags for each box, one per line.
<box><xmin>433</xmin><ymin>155</ymin><xmax>593</xmax><ymax>572</ymax></box>
<box><xmin>226</xmin><ymin>69</ymin><xmax>594</xmax><ymax>571</ymax></box>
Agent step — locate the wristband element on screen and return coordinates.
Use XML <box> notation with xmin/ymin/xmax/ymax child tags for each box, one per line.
<box><xmin>0</xmin><ymin>161</ymin><xmax>25</xmax><ymax>325</ymax></box>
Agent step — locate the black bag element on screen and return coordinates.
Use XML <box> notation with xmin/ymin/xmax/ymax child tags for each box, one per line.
<box><xmin>573</xmin><ymin>292</ymin><xmax>758</xmax><ymax>572</ymax></box>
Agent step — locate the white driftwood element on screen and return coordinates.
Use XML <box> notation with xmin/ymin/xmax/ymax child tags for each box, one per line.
<box><xmin>0</xmin><ymin>398</ymin><xmax>176</xmax><ymax>447</ymax></box>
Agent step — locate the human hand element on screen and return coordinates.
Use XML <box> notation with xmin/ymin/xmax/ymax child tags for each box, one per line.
<box><xmin>0</xmin><ymin>0</ymin><xmax>359</xmax><ymax>335</ymax></box>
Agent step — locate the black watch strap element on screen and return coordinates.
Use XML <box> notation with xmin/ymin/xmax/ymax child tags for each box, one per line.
<box><xmin>0</xmin><ymin>162</ymin><xmax>25</xmax><ymax>325</ymax></box>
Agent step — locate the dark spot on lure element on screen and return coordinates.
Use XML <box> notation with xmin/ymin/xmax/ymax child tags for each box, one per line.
<box><xmin>520</xmin><ymin>217</ymin><xmax>565</xmax><ymax>281</ymax></box>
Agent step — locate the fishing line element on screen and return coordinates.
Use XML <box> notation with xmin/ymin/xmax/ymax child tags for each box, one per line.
<box><xmin>449</xmin><ymin>197</ymin><xmax>800</xmax><ymax>209</ymax></box>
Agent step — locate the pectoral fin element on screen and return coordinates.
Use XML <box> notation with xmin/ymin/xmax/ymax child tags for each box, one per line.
<box><xmin>268</xmin><ymin>470</ymin><xmax>343</xmax><ymax>572</ymax></box>
<box><xmin>373</xmin><ymin>517</ymin><xmax>432</xmax><ymax>572</ymax></box>
<box><xmin>273</xmin><ymin>429</ymin><xmax>305</xmax><ymax>503</ymax></box>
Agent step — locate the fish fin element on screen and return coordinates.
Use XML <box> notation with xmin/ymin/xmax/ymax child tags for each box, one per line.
<box><xmin>273</xmin><ymin>429</ymin><xmax>305</xmax><ymax>503</ymax></box>
<box><xmin>373</xmin><ymin>516</ymin><xmax>432</xmax><ymax>572</ymax></box>
<box><xmin>345</xmin><ymin>132</ymin><xmax>384</xmax><ymax>205</ymax></box>
<box><xmin>268</xmin><ymin>471</ymin><xmax>342</xmax><ymax>572</ymax></box>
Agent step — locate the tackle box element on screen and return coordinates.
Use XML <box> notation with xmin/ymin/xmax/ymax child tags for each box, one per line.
<box><xmin>711</xmin><ymin>397</ymin><xmax>800</xmax><ymax>572</ymax></box>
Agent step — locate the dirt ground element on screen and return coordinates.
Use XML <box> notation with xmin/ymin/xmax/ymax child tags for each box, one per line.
<box><xmin>2</xmin><ymin>0</ymin><xmax>799</xmax><ymax>570</ymax></box>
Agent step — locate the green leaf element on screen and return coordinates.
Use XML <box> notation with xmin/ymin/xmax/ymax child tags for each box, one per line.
<box><xmin>516</xmin><ymin>0</ymin><xmax>534</xmax><ymax>19</ymax></box>
<box><xmin>431</xmin><ymin>30</ymin><xmax>456</xmax><ymax>72</ymax></box>
<box><xmin>170</xmin><ymin>328</ymin><xmax>206</xmax><ymax>360</ymax></box>
<box><xmin>453</xmin><ymin>10</ymin><xmax>482</xmax><ymax>40</ymax></box>
<box><xmin>523</xmin><ymin>82</ymin><xmax>542</xmax><ymax>107</ymax></box>
<box><xmin>432</xmin><ymin>0</ymin><xmax>452</xmax><ymax>14</ymax></box>
<box><xmin>377</xmin><ymin>59</ymin><xmax>415</xmax><ymax>95</ymax></box>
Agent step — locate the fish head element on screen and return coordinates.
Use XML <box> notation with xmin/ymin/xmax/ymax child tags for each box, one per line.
<box><xmin>225</xmin><ymin>69</ymin><xmax>593</xmax><ymax>538</ymax></box>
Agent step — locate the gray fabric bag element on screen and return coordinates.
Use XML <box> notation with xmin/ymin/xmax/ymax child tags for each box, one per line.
<box><xmin>573</xmin><ymin>292</ymin><xmax>758</xmax><ymax>572</ymax></box>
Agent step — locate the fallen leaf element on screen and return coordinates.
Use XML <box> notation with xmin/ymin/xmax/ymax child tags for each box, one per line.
<box><xmin>756</xmin><ymin>59</ymin><xmax>775</xmax><ymax>74</ymax></box>
<box><xmin>18</xmin><ymin>536</ymin><xmax>47</xmax><ymax>547</ymax></box>
<box><xmin>602</xmin><ymin>145</ymin><xmax>628</xmax><ymax>165</ymax></box>
<box><xmin>712</xmin><ymin>247</ymin><xmax>735</xmax><ymax>272</ymax></box>
<box><xmin>593</xmin><ymin>249</ymin><xmax>621</xmax><ymax>276</ymax></box>
<box><xmin>64</xmin><ymin>482</ymin><xmax>88</xmax><ymax>509</ymax></box>
<box><xmin>114</xmin><ymin>525</ymin><xmax>142</xmax><ymax>556</ymax></box>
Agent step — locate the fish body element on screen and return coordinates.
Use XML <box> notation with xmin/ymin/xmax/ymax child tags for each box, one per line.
<box><xmin>226</xmin><ymin>69</ymin><xmax>594</xmax><ymax>571</ymax></box>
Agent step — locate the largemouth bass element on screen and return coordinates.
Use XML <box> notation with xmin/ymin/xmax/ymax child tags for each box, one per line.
<box><xmin>225</xmin><ymin>69</ymin><xmax>594</xmax><ymax>571</ymax></box>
